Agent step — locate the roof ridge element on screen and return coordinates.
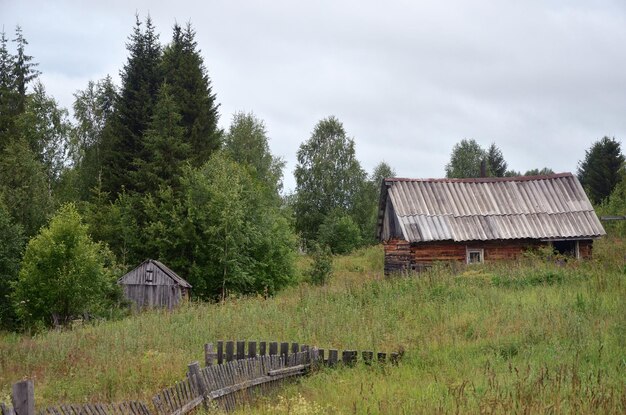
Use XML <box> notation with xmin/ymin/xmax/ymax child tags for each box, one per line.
<box><xmin>396</xmin><ymin>210</ymin><xmax>595</xmax><ymax>218</ymax></box>
<box><xmin>385</xmin><ymin>172</ymin><xmax>573</xmax><ymax>183</ymax></box>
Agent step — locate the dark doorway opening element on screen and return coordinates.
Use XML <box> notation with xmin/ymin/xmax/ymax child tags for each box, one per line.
<box><xmin>553</xmin><ymin>240</ymin><xmax>578</xmax><ymax>258</ymax></box>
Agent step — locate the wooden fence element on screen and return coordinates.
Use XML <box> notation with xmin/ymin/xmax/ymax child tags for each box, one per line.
<box><xmin>1</xmin><ymin>340</ymin><xmax>400</xmax><ymax>415</ymax></box>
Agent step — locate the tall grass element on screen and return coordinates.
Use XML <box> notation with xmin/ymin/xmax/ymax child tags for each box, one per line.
<box><xmin>1</xmin><ymin>241</ymin><xmax>624</xmax><ymax>413</ymax></box>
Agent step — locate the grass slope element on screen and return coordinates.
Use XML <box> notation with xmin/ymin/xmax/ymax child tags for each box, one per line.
<box><xmin>1</xmin><ymin>240</ymin><xmax>625</xmax><ymax>414</ymax></box>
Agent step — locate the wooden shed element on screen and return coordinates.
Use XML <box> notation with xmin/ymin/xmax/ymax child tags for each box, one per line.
<box><xmin>377</xmin><ymin>173</ymin><xmax>606</xmax><ymax>274</ymax></box>
<box><xmin>118</xmin><ymin>259</ymin><xmax>192</xmax><ymax>309</ymax></box>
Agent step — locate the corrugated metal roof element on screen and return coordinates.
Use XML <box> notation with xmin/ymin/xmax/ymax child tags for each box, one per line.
<box><xmin>378</xmin><ymin>173</ymin><xmax>606</xmax><ymax>242</ymax></box>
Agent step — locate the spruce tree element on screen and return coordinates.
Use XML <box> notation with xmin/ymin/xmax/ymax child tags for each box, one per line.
<box><xmin>133</xmin><ymin>83</ymin><xmax>189</xmax><ymax>193</ymax></box>
<box><xmin>1</xmin><ymin>26</ymin><xmax>39</xmax><ymax>151</ymax></box>
<box><xmin>486</xmin><ymin>143</ymin><xmax>507</xmax><ymax>177</ymax></box>
<box><xmin>0</xmin><ymin>29</ymin><xmax>16</xmax><ymax>150</ymax></box>
<box><xmin>161</xmin><ymin>22</ymin><xmax>221</xmax><ymax>165</ymax></box>
<box><xmin>100</xmin><ymin>15</ymin><xmax>163</xmax><ymax>195</ymax></box>
<box><xmin>12</xmin><ymin>26</ymin><xmax>39</xmax><ymax>114</ymax></box>
<box><xmin>577</xmin><ymin>136</ymin><xmax>625</xmax><ymax>205</ymax></box>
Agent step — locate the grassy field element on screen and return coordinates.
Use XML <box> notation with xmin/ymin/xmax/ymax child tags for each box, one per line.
<box><xmin>1</xmin><ymin>239</ymin><xmax>625</xmax><ymax>414</ymax></box>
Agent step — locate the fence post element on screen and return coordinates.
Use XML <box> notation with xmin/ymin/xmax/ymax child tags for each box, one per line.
<box><xmin>225</xmin><ymin>341</ymin><xmax>235</xmax><ymax>362</ymax></box>
<box><xmin>269</xmin><ymin>342</ymin><xmax>278</xmax><ymax>356</ymax></box>
<box><xmin>12</xmin><ymin>380</ymin><xmax>34</xmax><ymax>415</ymax></box>
<box><xmin>1</xmin><ymin>402</ymin><xmax>15</xmax><ymax>415</ymax></box>
<box><xmin>280</xmin><ymin>342</ymin><xmax>289</xmax><ymax>361</ymax></box>
<box><xmin>328</xmin><ymin>350</ymin><xmax>338</xmax><ymax>367</ymax></box>
<box><xmin>217</xmin><ymin>341</ymin><xmax>224</xmax><ymax>364</ymax></box>
<box><xmin>236</xmin><ymin>341</ymin><xmax>245</xmax><ymax>360</ymax></box>
<box><xmin>248</xmin><ymin>341</ymin><xmax>257</xmax><ymax>358</ymax></box>
<box><xmin>362</xmin><ymin>351</ymin><xmax>374</xmax><ymax>365</ymax></box>
<box><xmin>188</xmin><ymin>361</ymin><xmax>208</xmax><ymax>409</ymax></box>
<box><xmin>204</xmin><ymin>343</ymin><xmax>215</xmax><ymax>366</ymax></box>
<box><xmin>259</xmin><ymin>341</ymin><xmax>267</xmax><ymax>356</ymax></box>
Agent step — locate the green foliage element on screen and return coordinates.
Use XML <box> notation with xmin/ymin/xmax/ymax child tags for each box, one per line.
<box><xmin>0</xmin><ymin>202</ymin><xmax>25</xmax><ymax>329</ymax></box>
<box><xmin>14</xmin><ymin>81</ymin><xmax>71</xmax><ymax>187</ymax></box>
<box><xmin>577</xmin><ymin>136</ymin><xmax>625</xmax><ymax>205</ymax></box>
<box><xmin>100</xmin><ymin>15</ymin><xmax>163</xmax><ymax>195</ymax></box>
<box><xmin>524</xmin><ymin>167</ymin><xmax>554</xmax><ymax>176</ymax></box>
<box><xmin>81</xmin><ymin>187</ymin><xmax>141</xmax><ymax>266</ymax></box>
<box><xmin>0</xmin><ymin>139</ymin><xmax>52</xmax><ymax>236</ymax></box>
<box><xmin>132</xmin><ymin>83</ymin><xmax>190</xmax><ymax>193</ymax></box>
<box><xmin>370</xmin><ymin>161</ymin><xmax>395</xmax><ymax>185</ymax></box>
<box><xmin>597</xmin><ymin>165</ymin><xmax>626</xmax><ymax>236</ymax></box>
<box><xmin>71</xmin><ymin>76</ymin><xmax>117</xmax><ymax>199</ymax></box>
<box><xmin>358</xmin><ymin>161</ymin><xmax>396</xmax><ymax>244</ymax></box>
<box><xmin>11</xmin><ymin>26</ymin><xmax>39</xmax><ymax>113</ymax></box>
<box><xmin>485</xmin><ymin>142</ymin><xmax>507</xmax><ymax>177</ymax></box>
<box><xmin>223</xmin><ymin>111</ymin><xmax>285</xmax><ymax>196</ymax></box>
<box><xmin>446</xmin><ymin>140</ymin><xmax>517</xmax><ymax>179</ymax></box>
<box><xmin>161</xmin><ymin>23</ymin><xmax>221</xmax><ymax>165</ymax></box>
<box><xmin>0</xmin><ymin>29</ymin><xmax>18</xmax><ymax>149</ymax></box>
<box><xmin>317</xmin><ymin>210</ymin><xmax>362</xmax><ymax>255</ymax></box>
<box><xmin>13</xmin><ymin>203</ymin><xmax>119</xmax><ymax>329</ymax></box>
<box><xmin>445</xmin><ymin>139</ymin><xmax>486</xmax><ymax>178</ymax></box>
<box><xmin>180</xmin><ymin>153</ymin><xmax>296</xmax><ymax>299</ymax></box>
<box><xmin>294</xmin><ymin>116</ymin><xmax>367</xmax><ymax>244</ymax></box>
<box><xmin>307</xmin><ymin>243</ymin><xmax>333</xmax><ymax>285</ymax></box>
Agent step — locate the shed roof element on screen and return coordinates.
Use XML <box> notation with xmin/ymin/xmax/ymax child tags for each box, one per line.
<box><xmin>377</xmin><ymin>173</ymin><xmax>606</xmax><ymax>242</ymax></box>
<box><xmin>118</xmin><ymin>259</ymin><xmax>192</xmax><ymax>288</ymax></box>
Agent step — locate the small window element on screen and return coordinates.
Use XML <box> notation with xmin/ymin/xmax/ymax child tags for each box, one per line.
<box><xmin>146</xmin><ymin>266</ymin><xmax>154</xmax><ymax>283</ymax></box>
<box><xmin>552</xmin><ymin>240</ymin><xmax>579</xmax><ymax>259</ymax></box>
<box><xmin>466</xmin><ymin>248</ymin><xmax>484</xmax><ymax>264</ymax></box>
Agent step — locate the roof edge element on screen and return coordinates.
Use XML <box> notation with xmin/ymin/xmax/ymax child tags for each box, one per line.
<box><xmin>384</xmin><ymin>172</ymin><xmax>573</xmax><ymax>184</ymax></box>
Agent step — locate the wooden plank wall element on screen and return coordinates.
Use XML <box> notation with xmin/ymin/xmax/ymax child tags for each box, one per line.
<box><xmin>122</xmin><ymin>285</ymin><xmax>182</xmax><ymax>310</ymax></box>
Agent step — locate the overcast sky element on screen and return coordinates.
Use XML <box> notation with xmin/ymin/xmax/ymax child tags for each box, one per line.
<box><xmin>2</xmin><ymin>0</ymin><xmax>625</xmax><ymax>192</ymax></box>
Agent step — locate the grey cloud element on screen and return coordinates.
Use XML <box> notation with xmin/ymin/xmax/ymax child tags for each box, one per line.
<box><xmin>2</xmin><ymin>0</ymin><xmax>625</xmax><ymax>191</ymax></box>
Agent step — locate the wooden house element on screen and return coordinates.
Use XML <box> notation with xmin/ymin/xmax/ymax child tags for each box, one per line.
<box><xmin>377</xmin><ymin>173</ymin><xmax>606</xmax><ymax>274</ymax></box>
<box><xmin>118</xmin><ymin>259</ymin><xmax>192</xmax><ymax>309</ymax></box>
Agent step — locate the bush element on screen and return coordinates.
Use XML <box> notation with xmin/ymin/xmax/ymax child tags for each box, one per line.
<box><xmin>13</xmin><ymin>203</ymin><xmax>119</xmax><ymax>329</ymax></box>
<box><xmin>307</xmin><ymin>244</ymin><xmax>333</xmax><ymax>285</ymax></box>
<box><xmin>317</xmin><ymin>211</ymin><xmax>362</xmax><ymax>255</ymax></box>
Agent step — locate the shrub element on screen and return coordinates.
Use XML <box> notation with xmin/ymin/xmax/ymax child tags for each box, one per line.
<box><xmin>317</xmin><ymin>210</ymin><xmax>362</xmax><ymax>255</ymax></box>
<box><xmin>307</xmin><ymin>244</ymin><xmax>333</xmax><ymax>285</ymax></box>
<box><xmin>13</xmin><ymin>203</ymin><xmax>119</xmax><ymax>329</ymax></box>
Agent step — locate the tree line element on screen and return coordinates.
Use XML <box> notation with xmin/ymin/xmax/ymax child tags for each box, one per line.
<box><xmin>0</xmin><ymin>18</ymin><xmax>624</xmax><ymax>331</ymax></box>
<box><xmin>444</xmin><ymin>138</ymin><xmax>625</xmax><ymax>205</ymax></box>
<box><xmin>0</xmin><ymin>18</ymin><xmax>394</xmax><ymax>331</ymax></box>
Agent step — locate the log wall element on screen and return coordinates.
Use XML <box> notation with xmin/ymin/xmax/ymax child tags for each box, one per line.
<box><xmin>383</xmin><ymin>238</ymin><xmax>594</xmax><ymax>274</ymax></box>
